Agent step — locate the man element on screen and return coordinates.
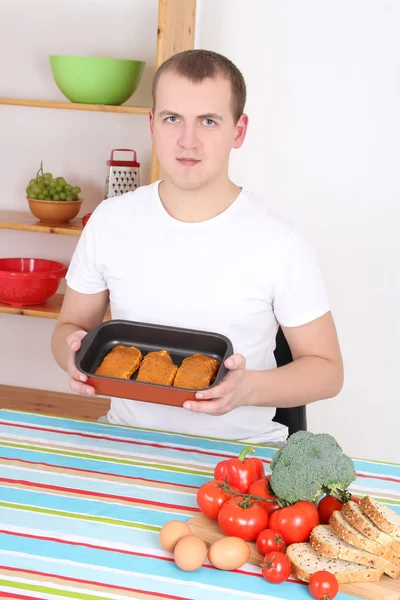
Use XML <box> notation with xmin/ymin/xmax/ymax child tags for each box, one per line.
<box><xmin>51</xmin><ymin>49</ymin><xmax>343</xmax><ymax>445</ymax></box>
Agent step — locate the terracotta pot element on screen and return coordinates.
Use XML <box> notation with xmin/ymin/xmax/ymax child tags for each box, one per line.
<box><xmin>27</xmin><ymin>197</ymin><xmax>83</xmax><ymax>223</ymax></box>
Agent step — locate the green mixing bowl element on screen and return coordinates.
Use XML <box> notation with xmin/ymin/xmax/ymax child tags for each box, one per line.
<box><xmin>49</xmin><ymin>55</ymin><xmax>145</xmax><ymax>105</ymax></box>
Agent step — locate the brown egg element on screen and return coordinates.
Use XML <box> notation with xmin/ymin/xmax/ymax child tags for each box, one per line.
<box><xmin>208</xmin><ymin>536</ymin><xmax>250</xmax><ymax>571</ymax></box>
<box><xmin>159</xmin><ymin>520</ymin><xmax>192</xmax><ymax>552</ymax></box>
<box><xmin>174</xmin><ymin>535</ymin><xmax>208</xmax><ymax>572</ymax></box>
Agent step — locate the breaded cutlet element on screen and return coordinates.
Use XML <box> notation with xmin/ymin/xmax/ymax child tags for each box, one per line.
<box><xmin>95</xmin><ymin>345</ymin><xmax>142</xmax><ymax>379</ymax></box>
<box><xmin>173</xmin><ymin>353</ymin><xmax>220</xmax><ymax>390</ymax></box>
<box><xmin>136</xmin><ymin>350</ymin><xmax>178</xmax><ymax>386</ymax></box>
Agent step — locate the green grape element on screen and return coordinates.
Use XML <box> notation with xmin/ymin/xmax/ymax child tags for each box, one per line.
<box><xmin>49</xmin><ymin>180</ymin><xmax>57</xmax><ymax>189</ymax></box>
<box><xmin>29</xmin><ymin>178</ymin><xmax>36</xmax><ymax>186</ymax></box>
<box><xmin>30</xmin><ymin>193</ymin><xmax>38</xmax><ymax>199</ymax></box>
<box><xmin>53</xmin><ymin>194</ymin><xmax>60</xmax><ymax>200</ymax></box>
<box><xmin>72</xmin><ymin>186</ymin><xmax>81</xmax><ymax>194</ymax></box>
<box><xmin>59</xmin><ymin>192</ymin><xmax>66</xmax><ymax>200</ymax></box>
<box><xmin>38</xmin><ymin>194</ymin><xmax>45</xmax><ymax>200</ymax></box>
<box><xmin>65</xmin><ymin>194</ymin><xmax>73</xmax><ymax>201</ymax></box>
<box><xmin>32</xmin><ymin>184</ymin><xmax>42</xmax><ymax>195</ymax></box>
<box><xmin>65</xmin><ymin>184</ymin><xmax>72</xmax><ymax>193</ymax></box>
<box><xmin>71</xmin><ymin>194</ymin><xmax>78</xmax><ymax>201</ymax></box>
<box><xmin>26</xmin><ymin>186</ymin><xmax>32</xmax><ymax>195</ymax></box>
<box><xmin>56</xmin><ymin>177</ymin><xmax>66</xmax><ymax>186</ymax></box>
<box><xmin>55</xmin><ymin>185</ymin><xmax>63</xmax><ymax>192</ymax></box>
<box><xmin>43</xmin><ymin>172</ymin><xmax>53</xmax><ymax>180</ymax></box>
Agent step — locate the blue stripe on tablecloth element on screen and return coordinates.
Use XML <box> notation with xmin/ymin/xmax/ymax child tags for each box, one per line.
<box><xmin>0</xmin><ymin>410</ymin><xmax>398</xmax><ymax>479</ymax></box>
<box><xmin>0</xmin><ymin>444</ymin><xmax>210</xmax><ymax>487</ymax></box>
<box><xmin>0</xmin><ymin>465</ymin><xmax>198</xmax><ymax>507</ymax></box>
<box><xmin>0</xmin><ymin>486</ymin><xmax>193</xmax><ymax>527</ymax></box>
<box><xmin>0</xmin><ymin>534</ymin><xmax>357</xmax><ymax>600</ymax></box>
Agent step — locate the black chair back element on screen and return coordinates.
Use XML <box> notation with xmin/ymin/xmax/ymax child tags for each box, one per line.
<box><xmin>272</xmin><ymin>327</ymin><xmax>307</xmax><ymax>435</ymax></box>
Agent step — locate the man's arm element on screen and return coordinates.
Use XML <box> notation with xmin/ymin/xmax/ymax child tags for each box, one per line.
<box><xmin>51</xmin><ymin>286</ymin><xmax>109</xmax><ymax>393</ymax></box>
<box><xmin>246</xmin><ymin>311</ymin><xmax>343</xmax><ymax>408</ymax></box>
<box><xmin>184</xmin><ymin>311</ymin><xmax>343</xmax><ymax>414</ymax></box>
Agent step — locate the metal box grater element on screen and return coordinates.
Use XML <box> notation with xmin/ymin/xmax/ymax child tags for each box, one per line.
<box><xmin>104</xmin><ymin>149</ymin><xmax>140</xmax><ymax>199</ymax></box>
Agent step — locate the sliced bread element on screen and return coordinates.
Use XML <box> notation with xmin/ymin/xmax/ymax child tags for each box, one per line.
<box><xmin>287</xmin><ymin>542</ymin><xmax>383</xmax><ymax>584</ymax></box>
<box><xmin>342</xmin><ymin>500</ymin><xmax>399</xmax><ymax>550</ymax></box>
<box><xmin>361</xmin><ymin>496</ymin><xmax>400</xmax><ymax>544</ymax></box>
<box><xmin>330</xmin><ymin>509</ymin><xmax>400</xmax><ymax>566</ymax></box>
<box><xmin>310</xmin><ymin>524</ymin><xmax>400</xmax><ymax>578</ymax></box>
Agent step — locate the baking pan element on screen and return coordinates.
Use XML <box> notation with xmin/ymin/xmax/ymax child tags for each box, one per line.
<box><xmin>75</xmin><ymin>319</ymin><xmax>234</xmax><ymax>407</ymax></box>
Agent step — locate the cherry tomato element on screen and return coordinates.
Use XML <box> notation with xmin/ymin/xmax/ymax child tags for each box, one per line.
<box><xmin>82</xmin><ymin>212</ymin><xmax>92</xmax><ymax>227</ymax></box>
<box><xmin>248</xmin><ymin>476</ymin><xmax>280</xmax><ymax>515</ymax></box>
<box><xmin>196</xmin><ymin>480</ymin><xmax>239</xmax><ymax>521</ymax></box>
<box><xmin>269</xmin><ymin>502</ymin><xmax>316</xmax><ymax>545</ymax></box>
<box><xmin>218</xmin><ymin>496</ymin><xmax>269</xmax><ymax>541</ymax></box>
<box><xmin>351</xmin><ymin>495</ymin><xmax>361</xmax><ymax>505</ymax></box>
<box><xmin>261</xmin><ymin>551</ymin><xmax>291</xmax><ymax>584</ymax></box>
<box><xmin>256</xmin><ymin>528</ymin><xmax>286</xmax><ymax>555</ymax></box>
<box><xmin>309</xmin><ymin>570</ymin><xmax>339</xmax><ymax>599</ymax></box>
<box><xmin>318</xmin><ymin>496</ymin><xmax>344</xmax><ymax>525</ymax></box>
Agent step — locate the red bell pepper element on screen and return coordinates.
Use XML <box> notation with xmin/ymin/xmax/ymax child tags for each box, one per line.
<box><xmin>214</xmin><ymin>446</ymin><xmax>265</xmax><ymax>494</ymax></box>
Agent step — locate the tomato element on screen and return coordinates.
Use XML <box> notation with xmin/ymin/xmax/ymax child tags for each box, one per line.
<box><xmin>196</xmin><ymin>480</ymin><xmax>238</xmax><ymax>521</ymax></box>
<box><xmin>269</xmin><ymin>502</ymin><xmax>316</xmax><ymax>545</ymax></box>
<box><xmin>248</xmin><ymin>476</ymin><xmax>280</xmax><ymax>515</ymax></box>
<box><xmin>296</xmin><ymin>501</ymin><xmax>319</xmax><ymax>528</ymax></box>
<box><xmin>82</xmin><ymin>212</ymin><xmax>92</xmax><ymax>227</ymax></box>
<box><xmin>256</xmin><ymin>529</ymin><xmax>286</xmax><ymax>555</ymax></box>
<box><xmin>261</xmin><ymin>551</ymin><xmax>291</xmax><ymax>584</ymax></box>
<box><xmin>351</xmin><ymin>495</ymin><xmax>361</xmax><ymax>505</ymax></box>
<box><xmin>318</xmin><ymin>496</ymin><xmax>344</xmax><ymax>525</ymax></box>
<box><xmin>218</xmin><ymin>496</ymin><xmax>269</xmax><ymax>541</ymax></box>
<box><xmin>309</xmin><ymin>570</ymin><xmax>339</xmax><ymax>599</ymax></box>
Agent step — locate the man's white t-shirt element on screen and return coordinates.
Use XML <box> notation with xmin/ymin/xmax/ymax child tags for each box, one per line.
<box><xmin>66</xmin><ymin>181</ymin><xmax>330</xmax><ymax>444</ymax></box>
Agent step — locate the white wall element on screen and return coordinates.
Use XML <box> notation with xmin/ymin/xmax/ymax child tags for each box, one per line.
<box><xmin>196</xmin><ymin>0</ymin><xmax>400</xmax><ymax>462</ymax></box>
<box><xmin>1</xmin><ymin>0</ymin><xmax>398</xmax><ymax>462</ymax></box>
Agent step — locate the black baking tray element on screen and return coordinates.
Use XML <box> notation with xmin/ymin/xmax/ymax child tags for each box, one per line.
<box><xmin>75</xmin><ymin>319</ymin><xmax>234</xmax><ymax>407</ymax></box>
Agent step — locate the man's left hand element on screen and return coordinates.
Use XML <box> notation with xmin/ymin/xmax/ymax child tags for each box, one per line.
<box><xmin>182</xmin><ymin>354</ymin><xmax>252</xmax><ymax>415</ymax></box>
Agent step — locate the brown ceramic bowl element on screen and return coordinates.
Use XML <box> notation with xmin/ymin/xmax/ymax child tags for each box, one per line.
<box><xmin>27</xmin><ymin>197</ymin><xmax>83</xmax><ymax>223</ymax></box>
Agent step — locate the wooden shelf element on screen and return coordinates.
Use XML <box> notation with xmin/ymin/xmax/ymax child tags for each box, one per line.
<box><xmin>0</xmin><ymin>98</ymin><xmax>150</xmax><ymax>115</ymax></box>
<box><xmin>0</xmin><ymin>210</ymin><xmax>83</xmax><ymax>236</ymax></box>
<box><xmin>0</xmin><ymin>293</ymin><xmax>111</xmax><ymax>320</ymax></box>
<box><xmin>0</xmin><ymin>293</ymin><xmax>64</xmax><ymax>319</ymax></box>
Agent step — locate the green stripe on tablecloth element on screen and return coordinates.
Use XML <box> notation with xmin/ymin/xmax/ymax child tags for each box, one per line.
<box><xmin>0</xmin><ymin>578</ymin><xmax>117</xmax><ymax>600</ymax></box>
<box><xmin>0</xmin><ymin>501</ymin><xmax>160</xmax><ymax>532</ymax></box>
<box><xmin>0</xmin><ymin>441</ymin><xmax>212</xmax><ymax>476</ymax></box>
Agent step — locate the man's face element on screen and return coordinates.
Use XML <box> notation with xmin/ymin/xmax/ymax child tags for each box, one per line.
<box><xmin>150</xmin><ymin>71</ymin><xmax>248</xmax><ymax>190</ymax></box>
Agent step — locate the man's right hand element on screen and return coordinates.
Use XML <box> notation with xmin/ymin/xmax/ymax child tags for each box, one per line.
<box><xmin>66</xmin><ymin>330</ymin><xmax>96</xmax><ymax>395</ymax></box>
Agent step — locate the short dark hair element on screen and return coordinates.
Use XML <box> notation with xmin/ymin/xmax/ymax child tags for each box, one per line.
<box><xmin>152</xmin><ymin>49</ymin><xmax>247</xmax><ymax>122</ymax></box>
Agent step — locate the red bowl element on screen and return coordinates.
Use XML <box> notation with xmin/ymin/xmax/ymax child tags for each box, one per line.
<box><xmin>0</xmin><ymin>258</ymin><xmax>68</xmax><ymax>307</ymax></box>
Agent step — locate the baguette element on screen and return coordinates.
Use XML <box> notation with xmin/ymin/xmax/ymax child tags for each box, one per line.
<box><xmin>287</xmin><ymin>542</ymin><xmax>383</xmax><ymax>584</ymax></box>
<box><xmin>361</xmin><ymin>496</ymin><xmax>400</xmax><ymax>545</ymax></box>
<box><xmin>342</xmin><ymin>500</ymin><xmax>400</xmax><ymax>556</ymax></box>
<box><xmin>310</xmin><ymin>524</ymin><xmax>400</xmax><ymax>579</ymax></box>
<box><xmin>330</xmin><ymin>509</ymin><xmax>400</xmax><ymax>566</ymax></box>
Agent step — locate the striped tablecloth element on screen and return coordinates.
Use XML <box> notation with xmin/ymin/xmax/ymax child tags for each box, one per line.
<box><xmin>0</xmin><ymin>409</ymin><xmax>398</xmax><ymax>600</ymax></box>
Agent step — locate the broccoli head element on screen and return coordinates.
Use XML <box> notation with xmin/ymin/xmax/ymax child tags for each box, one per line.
<box><xmin>269</xmin><ymin>430</ymin><xmax>356</xmax><ymax>505</ymax></box>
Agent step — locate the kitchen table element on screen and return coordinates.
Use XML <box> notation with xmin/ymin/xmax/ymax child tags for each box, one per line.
<box><xmin>0</xmin><ymin>409</ymin><xmax>398</xmax><ymax>600</ymax></box>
